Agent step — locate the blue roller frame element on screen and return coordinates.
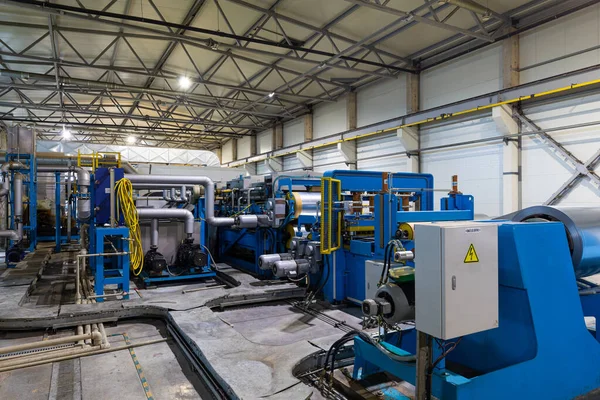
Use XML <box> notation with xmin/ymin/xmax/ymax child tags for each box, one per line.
<box><xmin>353</xmin><ymin>222</ymin><xmax>600</xmax><ymax>399</ymax></box>
<box><xmin>320</xmin><ymin>170</ymin><xmax>474</xmax><ymax>303</ymax></box>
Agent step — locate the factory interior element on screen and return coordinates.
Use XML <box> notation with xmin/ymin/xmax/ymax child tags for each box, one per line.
<box><xmin>2</xmin><ymin>0</ymin><xmax>600</xmax><ymax>399</ymax></box>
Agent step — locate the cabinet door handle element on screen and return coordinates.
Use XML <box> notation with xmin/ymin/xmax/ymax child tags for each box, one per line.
<box><xmin>452</xmin><ymin>275</ymin><xmax>456</xmax><ymax>290</ymax></box>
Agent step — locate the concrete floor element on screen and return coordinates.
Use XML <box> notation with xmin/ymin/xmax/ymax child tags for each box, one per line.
<box><xmin>0</xmin><ymin>245</ymin><xmax>357</xmax><ymax>399</ymax></box>
<box><xmin>0</xmin><ymin>320</ymin><xmax>210</xmax><ymax>400</ymax></box>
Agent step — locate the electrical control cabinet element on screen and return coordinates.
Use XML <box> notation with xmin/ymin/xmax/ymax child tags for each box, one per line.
<box><xmin>415</xmin><ymin>222</ymin><xmax>499</xmax><ymax>339</ymax></box>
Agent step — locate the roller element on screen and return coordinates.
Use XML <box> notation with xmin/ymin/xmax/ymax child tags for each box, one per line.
<box><xmin>291</xmin><ymin>192</ymin><xmax>321</xmax><ymax>218</ymax></box>
<box><xmin>509</xmin><ymin>206</ymin><xmax>600</xmax><ymax>277</ymax></box>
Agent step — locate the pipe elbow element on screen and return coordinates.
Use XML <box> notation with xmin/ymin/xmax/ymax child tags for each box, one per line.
<box><xmin>74</xmin><ymin>167</ymin><xmax>90</xmax><ymax>187</ymax></box>
<box><xmin>0</xmin><ymin>230</ymin><xmax>21</xmax><ymax>241</ymax></box>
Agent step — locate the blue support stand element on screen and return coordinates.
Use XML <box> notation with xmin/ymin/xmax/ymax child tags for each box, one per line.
<box><xmin>92</xmin><ymin>227</ymin><xmax>130</xmax><ymax>302</ymax></box>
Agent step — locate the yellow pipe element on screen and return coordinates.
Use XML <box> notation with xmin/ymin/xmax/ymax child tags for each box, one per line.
<box><xmin>231</xmin><ymin>77</ymin><xmax>600</xmax><ymax>167</ymax></box>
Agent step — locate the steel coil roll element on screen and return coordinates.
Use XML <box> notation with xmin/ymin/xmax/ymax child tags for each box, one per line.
<box><xmin>510</xmin><ymin>206</ymin><xmax>600</xmax><ymax>278</ymax></box>
<box><xmin>291</xmin><ymin>192</ymin><xmax>321</xmax><ymax>218</ymax></box>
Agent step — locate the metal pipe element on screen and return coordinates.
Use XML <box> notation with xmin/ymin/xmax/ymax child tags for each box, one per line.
<box><xmin>66</xmin><ymin>171</ymin><xmax>72</xmax><ymax>242</ymax></box>
<box><xmin>126</xmin><ymin>174</ymin><xmax>236</xmax><ymax>227</ymax></box>
<box><xmin>0</xmin><ymin>332</ymin><xmax>101</xmax><ymax>355</ymax></box>
<box><xmin>0</xmin><ymin>230</ymin><xmax>20</xmax><ymax>241</ymax></box>
<box><xmin>13</xmin><ymin>173</ymin><xmax>22</xmax><ymax>239</ymax></box>
<box><xmin>137</xmin><ymin>208</ymin><xmax>195</xmax><ymax>236</ymax></box>
<box><xmin>180</xmin><ymin>185</ymin><xmax>188</xmax><ymax>202</ymax></box>
<box><xmin>171</xmin><ymin>187</ymin><xmax>177</xmax><ymax>202</ymax></box>
<box><xmin>0</xmin><ymin>338</ymin><xmax>166</xmax><ymax>373</ymax></box>
<box><xmin>0</xmin><ymin>161</ymin><xmax>24</xmax><ymax>197</ymax></box>
<box><xmin>38</xmin><ymin>165</ymin><xmax>90</xmax><ymax>219</ymax></box>
<box><xmin>150</xmin><ymin>218</ymin><xmax>158</xmax><ymax>247</ymax></box>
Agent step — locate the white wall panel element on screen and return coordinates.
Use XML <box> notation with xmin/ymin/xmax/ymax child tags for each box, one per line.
<box><xmin>357</xmin><ymin>132</ymin><xmax>408</xmax><ymax>171</ymax></box>
<box><xmin>521</xmin><ymin>92</ymin><xmax>600</xmax><ymax>208</ymax></box>
<box><xmin>283</xmin><ymin>154</ymin><xmax>303</xmax><ymax>172</ymax></box>
<box><xmin>313</xmin><ymin>146</ymin><xmax>347</xmax><ymax>173</ymax></box>
<box><xmin>222</xmin><ymin>139</ymin><xmax>234</xmax><ymax>163</ymax></box>
<box><xmin>357</xmin><ymin>77</ymin><xmax>407</xmax><ymax>127</ymax></box>
<box><xmin>256</xmin><ymin>161</ymin><xmax>269</xmax><ymax>175</ymax></box>
<box><xmin>283</xmin><ymin>118</ymin><xmax>305</xmax><ymax>147</ymax></box>
<box><xmin>257</xmin><ymin>129</ymin><xmax>272</xmax><ymax>154</ymax></box>
<box><xmin>313</xmin><ymin>96</ymin><xmax>347</xmax><ymax>139</ymax></box>
<box><xmin>420</xmin><ymin>115</ymin><xmax>502</xmax><ymax>217</ymax></box>
<box><xmin>520</xmin><ymin>5</ymin><xmax>600</xmax><ymax>84</ymax></box>
<box><xmin>421</xmin><ymin>44</ymin><xmax>502</xmax><ymax>110</ymax></box>
<box><xmin>237</xmin><ymin>135</ymin><xmax>252</xmax><ymax>159</ymax></box>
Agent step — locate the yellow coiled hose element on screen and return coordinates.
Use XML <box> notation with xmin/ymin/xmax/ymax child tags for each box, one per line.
<box><xmin>115</xmin><ymin>178</ymin><xmax>143</xmax><ymax>276</ymax></box>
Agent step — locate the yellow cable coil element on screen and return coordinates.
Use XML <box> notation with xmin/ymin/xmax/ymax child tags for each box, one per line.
<box><xmin>115</xmin><ymin>178</ymin><xmax>144</xmax><ymax>276</ymax></box>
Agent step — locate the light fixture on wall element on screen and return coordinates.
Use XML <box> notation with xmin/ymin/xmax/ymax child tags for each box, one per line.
<box><xmin>178</xmin><ymin>76</ymin><xmax>192</xmax><ymax>89</ymax></box>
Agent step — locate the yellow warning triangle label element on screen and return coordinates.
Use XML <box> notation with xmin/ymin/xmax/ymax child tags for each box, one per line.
<box><xmin>464</xmin><ymin>244</ymin><xmax>479</xmax><ymax>263</ymax></box>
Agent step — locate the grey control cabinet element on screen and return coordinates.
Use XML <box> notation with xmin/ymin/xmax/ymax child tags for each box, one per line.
<box><xmin>415</xmin><ymin>222</ymin><xmax>499</xmax><ymax>339</ymax></box>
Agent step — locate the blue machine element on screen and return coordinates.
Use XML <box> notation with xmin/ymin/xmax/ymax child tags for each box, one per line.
<box><xmin>350</xmin><ymin>219</ymin><xmax>600</xmax><ymax>400</ymax></box>
<box><xmin>317</xmin><ymin>170</ymin><xmax>473</xmax><ymax>303</ymax></box>
<box><xmin>84</xmin><ymin>168</ymin><xmax>130</xmax><ymax>301</ymax></box>
<box><xmin>217</xmin><ymin>174</ymin><xmax>321</xmax><ymax>277</ymax></box>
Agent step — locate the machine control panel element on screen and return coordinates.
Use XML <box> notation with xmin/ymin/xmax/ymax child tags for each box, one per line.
<box><xmin>415</xmin><ymin>221</ymin><xmax>498</xmax><ymax>339</ymax></box>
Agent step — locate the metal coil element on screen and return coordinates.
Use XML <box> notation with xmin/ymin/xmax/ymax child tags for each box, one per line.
<box><xmin>509</xmin><ymin>206</ymin><xmax>600</xmax><ymax>278</ymax></box>
<box><xmin>291</xmin><ymin>192</ymin><xmax>321</xmax><ymax>218</ymax></box>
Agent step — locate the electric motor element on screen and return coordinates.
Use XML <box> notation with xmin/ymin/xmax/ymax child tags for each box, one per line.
<box><xmin>175</xmin><ymin>238</ymin><xmax>208</xmax><ymax>268</ymax></box>
<box><xmin>6</xmin><ymin>242</ymin><xmax>25</xmax><ymax>264</ymax></box>
<box><xmin>362</xmin><ymin>283</ymin><xmax>415</xmax><ymax>324</ymax></box>
<box><xmin>144</xmin><ymin>247</ymin><xmax>167</xmax><ymax>276</ymax></box>
<box><xmin>258</xmin><ymin>253</ymin><xmax>293</xmax><ymax>270</ymax></box>
<box><xmin>272</xmin><ymin>259</ymin><xmax>310</xmax><ymax>278</ymax></box>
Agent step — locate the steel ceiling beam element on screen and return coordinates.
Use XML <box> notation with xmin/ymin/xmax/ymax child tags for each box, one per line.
<box><xmin>2</xmin><ymin>0</ymin><xmax>409</xmax><ymax>73</ymax></box>
<box><xmin>343</xmin><ymin>0</ymin><xmax>494</xmax><ymax>42</ymax></box>
<box><xmin>0</xmin><ymin>101</ymin><xmax>259</xmax><ymax>130</ymax></box>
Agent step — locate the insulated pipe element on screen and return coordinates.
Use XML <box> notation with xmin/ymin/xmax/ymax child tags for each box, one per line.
<box><xmin>13</xmin><ymin>173</ymin><xmax>23</xmax><ymax>239</ymax></box>
<box><xmin>180</xmin><ymin>185</ymin><xmax>188</xmax><ymax>203</ymax></box>
<box><xmin>162</xmin><ymin>189</ymin><xmax>171</xmax><ymax>201</ymax></box>
<box><xmin>38</xmin><ymin>166</ymin><xmax>91</xmax><ymax>219</ymax></box>
<box><xmin>171</xmin><ymin>188</ymin><xmax>177</xmax><ymax>202</ymax></box>
<box><xmin>0</xmin><ymin>161</ymin><xmax>24</xmax><ymax>197</ymax></box>
<box><xmin>137</xmin><ymin>208</ymin><xmax>194</xmax><ymax>236</ymax></box>
<box><xmin>150</xmin><ymin>219</ymin><xmax>159</xmax><ymax>247</ymax></box>
<box><xmin>126</xmin><ymin>174</ymin><xmax>236</xmax><ymax>227</ymax></box>
<box><xmin>0</xmin><ymin>230</ymin><xmax>20</xmax><ymax>241</ymax></box>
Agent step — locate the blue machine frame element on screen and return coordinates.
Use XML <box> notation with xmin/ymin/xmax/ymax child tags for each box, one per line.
<box><xmin>319</xmin><ymin>170</ymin><xmax>474</xmax><ymax>303</ymax></box>
<box><xmin>352</xmin><ymin>222</ymin><xmax>600</xmax><ymax>399</ymax></box>
<box><xmin>217</xmin><ymin>175</ymin><xmax>321</xmax><ymax>277</ymax></box>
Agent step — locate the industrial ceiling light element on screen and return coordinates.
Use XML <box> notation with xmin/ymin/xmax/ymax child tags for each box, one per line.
<box><xmin>127</xmin><ymin>135</ymin><xmax>136</xmax><ymax>144</ymax></box>
<box><xmin>62</xmin><ymin>124</ymin><xmax>71</xmax><ymax>140</ymax></box>
<box><xmin>268</xmin><ymin>92</ymin><xmax>275</xmax><ymax>98</ymax></box>
<box><xmin>178</xmin><ymin>76</ymin><xmax>192</xmax><ymax>89</ymax></box>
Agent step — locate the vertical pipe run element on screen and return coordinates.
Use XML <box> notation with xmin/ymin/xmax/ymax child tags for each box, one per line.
<box><xmin>66</xmin><ymin>172</ymin><xmax>72</xmax><ymax>243</ymax></box>
<box><xmin>14</xmin><ymin>173</ymin><xmax>23</xmax><ymax>239</ymax></box>
<box><xmin>150</xmin><ymin>219</ymin><xmax>158</xmax><ymax>247</ymax></box>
